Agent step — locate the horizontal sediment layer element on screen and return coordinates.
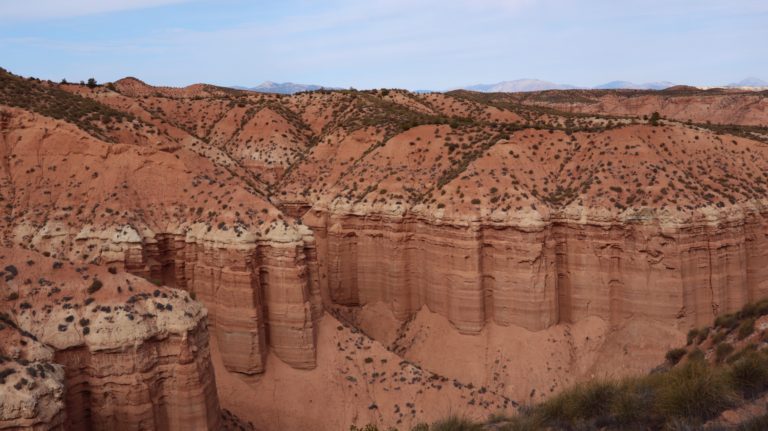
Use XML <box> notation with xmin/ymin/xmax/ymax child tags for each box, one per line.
<box><xmin>305</xmin><ymin>201</ymin><xmax>768</xmax><ymax>333</ymax></box>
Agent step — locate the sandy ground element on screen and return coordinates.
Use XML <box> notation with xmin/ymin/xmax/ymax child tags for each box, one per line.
<box><xmin>213</xmin><ymin>305</ymin><xmax>685</xmax><ymax>430</ymax></box>
<box><xmin>213</xmin><ymin>313</ymin><xmax>512</xmax><ymax>431</ymax></box>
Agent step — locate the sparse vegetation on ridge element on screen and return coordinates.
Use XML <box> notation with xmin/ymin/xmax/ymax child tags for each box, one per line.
<box><xmin>0</xmin><ymin>68</ymin><xmax>135</xmax><ymax>141</ymax></box>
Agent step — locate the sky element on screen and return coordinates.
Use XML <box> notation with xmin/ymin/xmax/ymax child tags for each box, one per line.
<box><xmin>0</xmin><ymin>0</ymin><xmax>766</xmax><ymax>90</ymax></box>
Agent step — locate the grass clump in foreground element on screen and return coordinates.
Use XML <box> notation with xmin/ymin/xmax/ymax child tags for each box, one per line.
<box><xmin>493</xmin><ymin>355</ymin><xmax>755</xmax><ymax>430</ymax></box>
<box><xmin>738</xmin><ymin>413</ymin><xmax>768</xmax><ymax>431</ymax></box>
<box><xmin>348</xmin><ymin>353</ymin><xmax>762</xmax><ymax>430</ymax></box>
<box><xmin>665</xmin><ymin>347</ymin><xmax>687</xmax><ymax>365</ymax></box>
<box><xmin>494</xmin><ymin>296</ymin><xmax>768</xmax><ymax>431</ymax></box>
<box><xmin>350</xmin><ymin>415</ymin><xmax>483</xmax><ymax>431</ymax></box>
<box><xmin>351</xmin><ymin>299</ymin><xmax>768</xmax><ymax>430</ymax></box>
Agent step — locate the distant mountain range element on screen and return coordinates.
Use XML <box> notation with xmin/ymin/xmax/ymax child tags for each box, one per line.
<box><xmin>233</xmin><ymin>81</ymin><xmax>339</xmax><ymax>94</ymax></box>
<box><xmin>458</xmin><ymin>78</ymin><xmax>768</xmax><ymax>93</ymax></box>
<box><xmin>594</xmin><ymin>80</ymin><xmax>676</xmax><ymax>90</ymax></box>
<box><xmin>462</xmin><ymin>79</ymin><xmax>576</xmax><ymax>92</ymax></box>
<box><xmin>453</xmin><ymin>79</ymin><xmax>675</xmax><ymax>92</ymax></box>
<box><xmin>727</xmin><ymin>77</ymin><xmax>768</xmax><ymax>88</ymax></box>
<box><xmin>458</xmin><ymin>79</ymin><xmax>678</xmax><ymax>92</ymax></box>
<box><xmin>233</xmin><ymin>77</ymin><xmax>767</xmax><ymax>95</ymax></box>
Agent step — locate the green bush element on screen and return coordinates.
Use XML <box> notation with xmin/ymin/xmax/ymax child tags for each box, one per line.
<box><xmin>649</xmin><ymin>112</ymin><xmax>661</xmax><ymax>126</ymax></box>
<box><xmin>494</xmin><ymin>415</ymin><xmax>542</xmax><ymax>431</ymax></box>
<box><xmin>430</xmin><ymin>416</ymin><xmax>483</xmax><ymax>431</ymax></box>
<box><xmin>712</xmin><ymin>330</ymin><xmax>727</xmax><ymax>345</ymax></box>
<box><xmin>609</xmin><ymin>377</ymin><xmax>657</xmax><ymax>425</ymax></box>
<box><xmin>716</xmin><ymin>343</ymin><xmax>735</xmax><ymax>363</ymax></box>
<box><xmin>686</xmin><ymin>328</ymin><xmax>699</xmax><ymax>345</ymax></box>
<box><xmin>666</xmin><ymin>348</ymin><xmax>687</xmax><ymax>365</ymax></box>
<box><xmin>656</xmin><ymin>360</ymin><xmax>736</xmax><ymax>421</ymax></box>
<box><xmin>87</xmin><ymin>279</ymin><xmax>103</xmax><ymax>294</ymax></box>
<box><xmin>696</xmin><ymin>327</ymin><xmax>710</xmax><ymax>344</ymax></box>
<box><xmin>687</xmin><ymin>348</ymin><xmax>705</xmax><ymax>362</ymax></box>
<box><xmin>539</xmin><ymin>380</ymin><xmax>617</xmax><ymax>423</ymax></box>
<box><xmin>715</xmin><ymin>313</ymin><xmax>740</xmax><ymax>330</ymax></box>
<box><xmin>726</xmin><ymin>343</ymin><xmax>757</xmax><ymax>365</ymax></box>
<box><xmin>739</xmin><ymin>299</ymin><xmax>768</xmax><ymax>319</ymax></box>
<box><xmin>737</xmin><ymin>413</ymin><xmax>768</xmax><ymax>431</ymax></box>
<box><xmin>728</xmin><ymin>351</ymin><xmax>768</xmax><ymax>398</ymax></box>
<box><xmin>349</xmin><ymin>425</ymin><xmax>399</xmax><ymax>431</ymax></box>
<box><xmin>738</xmin><ymin>317</ymin><xmax>756</xmax><ymax>340</ymax></box>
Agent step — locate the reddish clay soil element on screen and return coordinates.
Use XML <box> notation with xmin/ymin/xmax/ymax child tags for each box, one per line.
<box><xmin>2</xmin><ymin>67</ymin><xmax>768</xmax><ymax>430</ymax></box>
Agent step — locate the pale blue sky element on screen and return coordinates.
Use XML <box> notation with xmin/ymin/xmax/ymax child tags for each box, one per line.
<box><xmin>0</xmin><ymin>0</ymin><xmax>766</xmax><ymax>90</ymax></box>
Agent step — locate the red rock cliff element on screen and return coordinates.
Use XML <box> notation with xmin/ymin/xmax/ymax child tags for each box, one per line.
<box><xmin>0</xmin><ymin>247</ymin><xmax>221</xmax><ymax>430</ymax></box>
<box><xmin>305</xmin><ymin>203</ymin><xmax>768</xmax><ymax>334</ymax></box>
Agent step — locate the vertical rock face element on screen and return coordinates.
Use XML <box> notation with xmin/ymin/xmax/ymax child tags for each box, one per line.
<box><xmin>127</xmin><ymin>226</ymin><xmax>322</xmax><ymax>374</ymax></box>
<box><xmin>306</xmin><ymin>209</ymin><xmax>554</xmax><ymax>334</ymax></box>
<box><xmin>29</xmin><ymin>222</ymin><xmax>324</xmax><ymax>376</ymax></box>
<box><xmin>256</xmin><ymin>231</ymin><xmax>321</xmax><ymax>370</ymax></box>
<box><xmin>53</xmin><ymin>318</ymin><xmax>219</xmax><ymax>430</ymax></box>
<box><xmin>306</xmin><ymin>205</ymin><xmax>768</xmax><ymax>334</ymax></box>
<box><xmin>0</xmin><ymin>247</ymin><xmax>221</xmax><ymax>430</ymax></box>
<box><xmin>167</xmin><ymin>226</ymin><xmax>321</xmax><ymax>374</ymax></box>
<box><xmin>180</xmin><ymin>233</ymin><xmax>270</xmax><ymax>375</ymax></box>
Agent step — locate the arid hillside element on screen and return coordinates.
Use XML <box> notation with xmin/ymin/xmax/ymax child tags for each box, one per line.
<box><xmin>491</xmin><ymin>86</ymin><xmax>768</xmax><ymax>128</ymax></box>
<box><xmin>2</xmin><ymin>67</ymin><xmax>768</xmax><ymax>430</ymax></box>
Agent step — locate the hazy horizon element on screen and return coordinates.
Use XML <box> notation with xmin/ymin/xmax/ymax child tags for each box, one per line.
<box><xmin>1</xmin><ymin>0</ymin><xmax>766</xmax><ymax>90</ymax></box>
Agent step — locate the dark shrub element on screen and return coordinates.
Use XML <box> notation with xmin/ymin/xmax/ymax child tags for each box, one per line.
<box><xmin>656</xmin><ymin>361</ymin><xmax>735</xmax><ymax>421</ymax></box>
<box><xmin>666</xmin><ymin>348</ymin><xmax>687</xmax><ymax>365</ymax></box>
<box><xmin>87</xmin><ymin>279</ymin><xmax>103</xmax><ymax>294</ymax></box>
<box><xmin>715</xmin><ymin>343</ymin><xmax>735</xmax><ymax>363</ymax></box>
<box><xmin>728</xmin><ymin>352</ymin><xmax>768</xmax><ymax>398</ymax></box>
<box><xmin>738</xmin><ymin>317</ymin><xmax>756</xmax><ymax>340</ymax></box>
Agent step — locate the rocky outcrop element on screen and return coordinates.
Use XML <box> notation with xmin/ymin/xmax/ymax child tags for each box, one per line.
<box><xmin>52</xmin><ymin>317</ymin><xmax>219</xmax><ymax>430</ymax></box>
<box><xmin>0</xmin><ymin>317</ymin><xmax>66</xmax><ymax>431</ymax></box>
<box><xmin>0</xmin><ymin>358</ymin><xmax>66</xmax><ymax>431</ymax></box>
<box><xmin>169</xmin><ymin>225</ymin><xmax>321</xmax><ymax>374</ymax></box>
<box><xmin>305</xmin><ymin>202</ymin><xmax>768</xmax><ymax>334</ymax></box>
<box><xmin>0</xmin><ymin>247</ymin><xmax>221</xmax><ymax>430</ymax></box>
<box><xmin>22</xmin><ymin>221</ymin><xmax>323</xmax><ymax>375</ymax></box>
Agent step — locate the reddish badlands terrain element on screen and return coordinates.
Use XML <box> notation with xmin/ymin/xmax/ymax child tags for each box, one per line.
<box><xmin>2</xmin><ymin>67</ymin><xmax>768</xmax><ymax>430</ymax></box>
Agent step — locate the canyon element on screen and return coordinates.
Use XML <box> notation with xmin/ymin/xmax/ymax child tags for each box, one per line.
<box><xmin>1</xmin><ymin>67</ymin><xmax>768</xmax><ymax>429</ymax></box>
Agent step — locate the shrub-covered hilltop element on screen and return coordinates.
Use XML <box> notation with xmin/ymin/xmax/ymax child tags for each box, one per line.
<box><xmin>352</xmin><ymin>299</ymin><xmax>768</xmax><ymax>431</ymax></box>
